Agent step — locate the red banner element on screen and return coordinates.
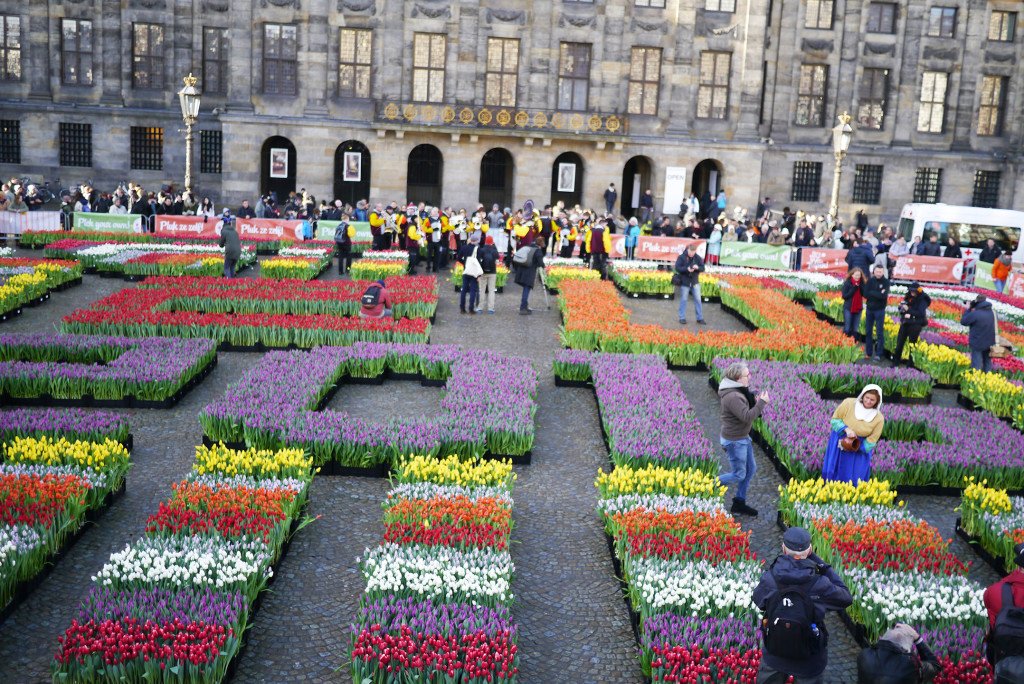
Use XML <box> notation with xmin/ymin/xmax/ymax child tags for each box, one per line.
<box><xmin>1006</xmin><ymin>272</ymin><xmax>1024</xmax><ymax>299</ymax></box>
<box><xmin>236</xmin><ymin>218</ymin><xmax>305</xmax><ymax>241</ymax></box>
<box><xmin>799</xmin><ymin>248</ymin><xmax>849</xmax><ymax>273</ymax></box>
<box><xmin>609</xmin><ymin>235</ymin><xmax>707</xmax><ymax>261</ymax></box>
<box><xmin>891</xmin><ymin>255</ymin><xmax>966</xmax><ymax>284</ymax></box>
<box><xmin>154</xmin><ymin>215</ymin><xmax>221</xmax><ymax>239</ymax></box>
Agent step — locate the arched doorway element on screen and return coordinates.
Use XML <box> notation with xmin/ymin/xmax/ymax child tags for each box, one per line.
<box><xmin>479</xmin><ymin>148</ymin><xmax>514</xmax><ymax>210</ymax></box>
<box><xmin>691</xmin><ymin>159</ymin><xmax>724</xmax><ymax>218</ymax></box>
<box><xmin>620</xmin><ymin>155</ymin><xmax>653</xmax><ymax>219</ymax></box>
<box><xmin>333</xmin><ymin>140</ymin><xmax>371</xmax><ymax>207</ymax></box>
<box><xmin>550</xmin><ymin>152</ymin><xmax>583</xmax><ymax>208</ymax></box>
<box><xmin>406</xmin><ymin>144</ymin><xmax>443</xmax><ymax>206</ymax></box>
<box><xmin>260</xmin><ymin>136</ymin><xmax>297</xmax><ymax>201</ymax></box>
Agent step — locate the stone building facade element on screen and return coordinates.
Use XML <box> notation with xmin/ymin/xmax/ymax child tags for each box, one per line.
<box><xmin>0</xmin><ymin>0</ymin><xmax>1022</xmax><ymax>220</ymax></box>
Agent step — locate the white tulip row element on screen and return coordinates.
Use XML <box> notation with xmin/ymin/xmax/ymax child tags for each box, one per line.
<box><xmin>361</xmin><ymin>542</ymin><xmax>513</xmax><ymax>605</ymax></box>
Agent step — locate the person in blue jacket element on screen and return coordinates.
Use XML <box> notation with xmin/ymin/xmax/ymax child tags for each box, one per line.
<box><xmin>961</xmin><ymin>294</ymin><xmax>998</xmax><ymax>372</ymax></box>
<box><xmin>624</xmin><ymin>217</ymin><xmax>641</xmax><ymax>259</ymax></box>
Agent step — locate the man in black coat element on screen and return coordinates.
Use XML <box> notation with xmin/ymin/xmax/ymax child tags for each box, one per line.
<box><xmin>893</xmin><ymin>283</ymin><xmax>931</xmax><ymax>367</ymax></box>
<box><xmin>918</xmin><ymin>234</ymin><xmax>941</xmax><ymax>256</ymax></box>
<box><xmin>674</xmin><ymin>242</ymin><xmax>706</xmax><ymax>325</ymax></box>
<box><xmin>980</xmin><ymin>238</ymin><xmax>1002</xmax><ymax>263</ymax></box>
<box><xmin>514</xmin><ymin>237</ymin><xmax>545</xmax><ymax>315</ymax></box>
<box><xmin>845</xmin><ymin>239</ymin><xmax>874</xmax><ymax>273</ymax></box>
<box><xmin>961</xmin><ymin>295</ymin><xmax>998</xmax><ymax>372</ymax></box>
<box><xmin>754</xmin><ymin>527</ymin><xmax>853</xmax><ymax>684</ymax></box>
<box><xmin>863</xmin><ymin>264</ymin><xmax>890</xmax><ymax>361</ymax></box>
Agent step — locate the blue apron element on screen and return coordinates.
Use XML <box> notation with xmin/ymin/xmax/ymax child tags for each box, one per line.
<box><xmin>821</xmin><ymin>428</ymin><xmax>871</xmax><ymax>484</ymax></box>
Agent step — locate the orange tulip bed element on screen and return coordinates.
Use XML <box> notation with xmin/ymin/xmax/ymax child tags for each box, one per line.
<box><xmin>558</xmin><ymin>279</ymin><xmax>861</xmax><ymax>366</ymax></box>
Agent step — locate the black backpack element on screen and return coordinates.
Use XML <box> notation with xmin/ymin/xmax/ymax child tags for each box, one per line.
<box><xmin>361</xmin><ymin>285</ymin><xmax>382</xmax><ymax>307</ymax></box>
<box><xmin>993</xmin><ymin>584</ymin><xmax>1024</xmax><ymax>665</ymax></box>
<box><xmin>761</xmin><ymin>569</ymin><xmax>823</xmax><ymax>661</ymax></box>
<box><xmin>479</xmin><ymin>247</ymin><xmax>497</xmax><ymax>273</ymax></box>
<box><xmin>334</xmin><ymin>222</ymin><xmax>349</xmax><ymax>244</ymax></box>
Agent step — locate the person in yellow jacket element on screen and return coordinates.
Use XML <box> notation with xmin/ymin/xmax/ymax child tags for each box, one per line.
<box><xmin>422</xmin><ymin>207</ymin><xmax>448</xmax><ymax>273</ymax></box>
<box><xmin>578</xmin><ymin>213</ymin><xmax>593</xmax><ymax>265</ymax></box>
<box><xmin>368</xmin><ymin>203</ymin><xmax>386</xmax><ymax>250</ymax></box>
<box><xmin>406</xmin><ymin>214</ymin><xmax>423</xmax><ymax>274</ymax></box>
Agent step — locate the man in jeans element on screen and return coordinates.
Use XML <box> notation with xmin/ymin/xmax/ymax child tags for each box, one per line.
<box><xmin>863</xmin><ymin>264</ymin><xmax>890</xmax><ymax>361</ymax></box>
<box><xmin>717</xmin><ymin>362</ymin><xmax>768</xmax><ymax>516</ymax></box>
<box><xmin>674</xmin><ymin>242</ymin><xmax>706</xmax><ymax>325</ymax></box>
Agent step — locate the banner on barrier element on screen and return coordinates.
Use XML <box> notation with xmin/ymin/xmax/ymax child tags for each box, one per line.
<box><xmin>73</xmin><ymin>212</ymin><xmax>145</xmax><ymax>233</ymax></box>
<box><xmin>315</xmin><ymin>220</ymin><xmax>372</xmax><ymax>242</ymax></box>
<box><xmin>154</xmin><ymin>215</ymin><xmax>221</xmax><ymax>239</ymax></box>
<box><xmin>609</xmin><ymin>235</ymin><xmax>706</xmax><ymax>261</ymax></box>
<box><xmin>235</xmin><ymin>217</ymin><xmax>306</xmax><ymax>241</ymax></box>
<box><xmin>720</xmin><ymin>242</ymin><xmax>793</xmax><ymax>270</ymax></box>
<box><xmin>0</xmin><ymin>211</ymin><xmax>63</xmax><ymax>234</ymax></box>
<box><xmin>974</xmin><ymin>261</ymin><xmax>996</xmax><ymax>291</ymax></box>
<box><xmin>1007</xmin><ymin>272</ymin><xmax>1024</xmax><ymax>299</ymax></box>
<box><xmin>799</xmin><ymin>247</ymin><xmax>848</xmax><ymax>273</ymax></box>
<box><xmin>891</xmin><ymin>255</ymin><xmax>965</xmax><ymax>284</ymax></box>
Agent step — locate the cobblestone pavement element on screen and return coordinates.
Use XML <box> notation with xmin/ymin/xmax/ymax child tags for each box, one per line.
<box><xmin>0</xmin><ymin>258</ymin><xmax>1004</xmax><ymax>683</ymax></box>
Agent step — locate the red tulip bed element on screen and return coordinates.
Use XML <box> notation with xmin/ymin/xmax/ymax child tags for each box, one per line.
<box><xmin>60</xmin><ymin>276</ymin><xmax>438</xmax><ymax>349</ymax></box>
<box><xmin>51</xmin><ymin>443</ymin><xmax>313</xmax><ymax>682</ymax></box>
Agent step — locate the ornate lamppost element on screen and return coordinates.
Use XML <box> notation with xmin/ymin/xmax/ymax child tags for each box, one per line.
<box><xmin>828</xmin><ymin>111</ymin><xmax>854</xmax><ymax>222</ymax></box>
<box><xmin>177</xmin><ymin>73</ymin><xmax>201</xmax><ymax>195</ymax></box>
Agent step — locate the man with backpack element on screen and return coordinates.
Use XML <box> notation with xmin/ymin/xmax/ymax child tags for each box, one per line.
<box><xmin>857</xmin><ymin>623</ymin><xmax>940</xmax><ymax>684</ymax></box>
<box><xmin>359</xmin><ymin>279</ymin><xmax>392</xmax><ymax>319</ymax></box>
<box><xmin>753</xmin><ymin>526</ymin><xmax>853</xmax><ymax>683</ymax></box>
<box><xmin>476</xmin><ymin>235</ymin><xmax>501</xmax><ymax>314</ymax></box>
<box><xmin>334</xmin><ymin>213</ymin><xmax>356</xmax><ymax>274</ymax></box>
<box><xmin>984</xmin><ymin>542</ymin><xmax>1024</xmax><ymax>683</ymax></box>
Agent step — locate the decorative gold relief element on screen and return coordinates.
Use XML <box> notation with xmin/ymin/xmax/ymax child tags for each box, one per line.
<box><xmin>459</xmin><ymin>107</ymin><xmax>474</xmax><ymax>124</ymax></box>
<box><xmin>496</xmin><ymin>109</ymin><xmax>511</xmax><ymax>126</ymax></box>
<box><xmin>606</xmin><ymin>115</ymin><xmax>621</xmax><ymax>133</ymax></box>
<box><xmin>441</xmin><ymin>106</ymin><xmax>456</xmax><ymax>123</ymax></box>
<box><xmin>384</xmin><ymin>102</ymin><xmax>399</xmax><ymax>120</ymax></box>
<box><xmin>514</xmin><ymin>111</ymin><xmax>529</xmax><ymax>127</ymax></box>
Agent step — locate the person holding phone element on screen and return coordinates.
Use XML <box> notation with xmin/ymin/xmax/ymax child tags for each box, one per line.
<box><xmin>717</xmin><ymin>362</ymin><xmax>769</xmax><ymax>517</ymax></box>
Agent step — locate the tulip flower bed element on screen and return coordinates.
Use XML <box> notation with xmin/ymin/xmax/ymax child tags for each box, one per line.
<box><xmin>959</xmin><ymin>369</ymin><xmax>1024</xmax><ymax>423</ymax></box>
<box><xmin>61</xmin><ymin>276</ymin><xmax>437</xmax><ymax>349</ymax></box>
<box><xmin>607</xmin><ymin>261</ymin><xmax>675</xmax><ymax>298</ymax></box>
<box><xmin>0</xmin><ymin>333</ymin><xmax>217</xmax><ymax>407</ymax></box>
<box><xmin>0</xmin><ymin>258</ymin><xmax>83</xmax><ymax>320</ymax></box>
<box><xmin>594</xmin><ymin>464</ymin><xmax>762</xmax><ymax>682</ymax></box>
<box><xmin>959</xmin><ymin>478</ymin><xmax>1024</xmax><ymax>574</ymax></box>
<box><xmin>543</xmin><ymin>263</ymin><xmax>600</xmax><ymax>292</ymax></box>
<box><xmin>1</xmin><ymin>435</ymin><xmax>131</xmax><ymax>618</ymax></box>
<box><xmin>779</xmin><ymin>478</ymin><xmax>991</xmax><ymax>680</ymax></box>
<box><xmin>449</xmin><ymin>262</ymin><xmax>509</xmax><ymax>291</ymax></box>
<box><xmin>349</xmin><ymin>258</ymin><xmax>408</xmax><ymax>281</ymax></box>
<box><xmin>559</xmin><ymin>279</ymin><xmax>861</xmax><ymax>366</ymax></box>
<box><xmin>21</xmin><ymin>229</ymin><xmax>320</xmax><ymax>255</ymax></box>
<box><xmin>52</xmin><ymin>443</ymin><xmax>313</xmax><ymax>682</ymax></box>
<box><xmin>43</xmin><ymin>241</ymin><xmax>257</xmax><ymax>277</ymax></box>
<box><xmin>259</xmin><ymin>253</ymin><xmax>332</xmax><ymax>281</ymax></box>
<box><xmin>0</xmin><ymin>408</ymin><xmax>129</xmax><ymax>445</ymax></box>
<box><xmin>711</xmin><ymin>358</ymin><xmax>1024</xmax><ymax>490</ymax></box>
<box><xmin>553</xmin><ymin>350</ymin><xmax>715</xmax><ymax>472</ymax></box>
<box><xmin>708</xmin><ymin>266</ymin><xmax>842</xmax><ymax>301</ymax></box>
<box><xmin>200</xmin><ymin>342</ymin><xmax>537</xmax><ymax>470</ymax></box>
<box><xmin>350</xmin><ymin>455</ymin><xmax>519</xmax><ymax>684</ymax></box>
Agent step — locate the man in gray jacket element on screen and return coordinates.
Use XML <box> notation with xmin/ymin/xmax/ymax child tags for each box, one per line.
<box><xmin>718</xmin><ymin>361</ymin><xmax>769</xmax><ymax>516</ymax></box>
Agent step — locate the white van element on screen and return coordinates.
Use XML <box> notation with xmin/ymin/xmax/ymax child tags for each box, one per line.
<box><xmin>897</xmin><ymin>203</ymin><xmax>1024</xmax><ymax>260</ymax></box>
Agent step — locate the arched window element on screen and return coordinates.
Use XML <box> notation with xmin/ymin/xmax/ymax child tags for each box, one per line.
<box><xmin>406</xmin><ymin>144</ymin><xmax>443</xmax><ymax>206</ymax></box>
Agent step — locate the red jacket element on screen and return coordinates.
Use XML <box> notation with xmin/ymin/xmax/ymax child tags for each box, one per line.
<box><xmin>360</xmin><ymin>285</ymin><xmax>392</xmax><ymax>318</ymax></box>
<box><xmin>984</xmin><ymin>571</ymin><xmax>1024</xmax><ymax>628</ymax></box>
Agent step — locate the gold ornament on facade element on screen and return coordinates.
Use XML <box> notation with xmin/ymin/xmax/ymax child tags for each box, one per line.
<box><xmin>514</xmin><ymin>111</ymin><xmax>529</xmax><ymax>127</ymax></box>
<box><xmin>441</xmin><ymin>106</ymin><xmax>456</xmax><ymax>123</ymax></box>
<box><xmin>569</xmin><ymin>113</ymin><xmax>585</xmax><ymax>130</ymax></box>
<box><xmin>606</xmin><ymin>115</ymin><xmax>621</xmax><ymax>133</ymax></box>
<box><xmin>384</xmin><ymin>102</ymin><xmax>399</xmax><ymax>120</ymax></box>
<box><xmin>533</xmin><ymin>112</ymin><xmax>548</xmax><ymax>128</ymax></box>
<box><xmin>459</xmin><ymin>107</ymin><xmax>474</xmax><ymax>124</ymax></box>
<box><xmin>478</xmin><ymin>109</ymin><xmax>493</xmax><ymax>125</ymax></box>
<box><xmin>421</xmin><ymin>105</ymin><xmax>436</xmax><ymax>122</ymax></box>
<box><xmin>402</xmin><ymin>104</ymin><xmax>416</xmax><ymax>121</ymax></box>
<box><xmin>496</xmin><ymin>109</ymin><xmax>511</xmax><ymax>126</ymax></box>
<box><xmin>588</xmin><ymin>115</ymin><xmax>602</xmax><ymax>132</ymax></box>
<box><xmin>550</xmin><ymin>113</ymin><xmax>564</xmax><ymax>129</ymax></box>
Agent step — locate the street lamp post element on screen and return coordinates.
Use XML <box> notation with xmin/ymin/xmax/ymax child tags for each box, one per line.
<box><xmin>829</xmin><ymin>111</ymin><xmax>854</xmax><ymax>223</ymax></box>
<box><xmin>177</xmin><ymin>73</ymin><xmax>201</xmax><ymax>196</ymax></box>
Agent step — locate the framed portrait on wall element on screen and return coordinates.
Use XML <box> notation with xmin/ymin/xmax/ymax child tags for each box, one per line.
<box><xmin>270</xmin><ymin>148</ymin><xmax>289</xmax><ymax>178</ymax></box>
<box><xmin>343</xmin><ymin>151</ymin><xmax>362</xmax><ymax>182</ymax></box>
<box><xmin>557</xmin><ymin>163</ymin><xmax>576</xmax><ymax>193</ymax></box>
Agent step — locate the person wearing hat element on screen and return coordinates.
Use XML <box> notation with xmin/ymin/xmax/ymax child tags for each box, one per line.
<box><xmin>961</xmin><ymin>294</ymin><xmax>998</xmax><ymax>372</ymax></box>
<box><xmin>822</xmin><ymin>384</ymin><xmax>884</xmax><ymax>484</ymax></box>
<box><xmin>892</xmin><ymin>283</ymin><xmax>931</xmax><ymax>367</ymax></box>
<box><xmin>753</xmin><ymin>526</ymin><xmax>853</xmax><ymax>684</ymax></box>
<box><xmin>856</xmin><ymin>623</ymin><xmax>940</xmax><ymax>684</ymax></box>
<box><xmin>984</xmin><ymin>542</ymin><xmax>1024</xmax><ymax>677</ymax></box>
<box><xmin>766</xmin><ymin>221</ymin><xmax>786</xmax><ymax>246</ymax></box>
<box><xmin>218</xmin><ymin>213</ymin><xmax>241</xmax><ymax>278</ymax></box>
<box><xmin>368</xmin><ymin>203</ymin><xmax>386</xmax><ymax>250</ymax></box>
